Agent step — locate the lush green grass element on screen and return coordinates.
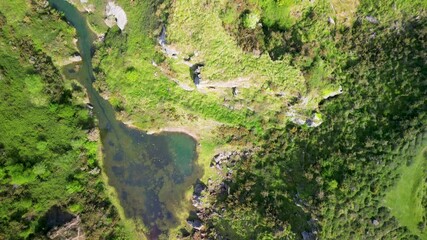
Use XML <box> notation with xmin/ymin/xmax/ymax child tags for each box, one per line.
<box><xmin>92</xmin><ymin>0</ymin><xmax>341</xmax><ymax>138</ymax></box>
<box><xmin>93</xmin><ymin>1</ymin><xmax>261</xmax><ymax>130</ymax></box>
<box><xmin>249</xmin><ymin>0</ymin><xmax>311</xmax><ymax>28</ymax></box>
<box><xmin>0</xmin><ymin>3</ymin><xmax>129</xmax><ymax>239</ymax></box>
<box><xmin>168</xmin><ymin>0</ymin><xmax>306</xmax><ymax>88</ymax></box>
<box><xmin>0</xmin><ymin>0</ymin><xmax>77</xmax><ymax>65</ymax></box>
<box><xmin>385</xmin><ymin>140</ymin><xmax>427</xmax><ymax>238</ymax></box>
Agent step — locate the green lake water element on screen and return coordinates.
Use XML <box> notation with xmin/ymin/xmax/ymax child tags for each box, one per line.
<box><xmin>48</xmin><ymin>1</ymin><xmax>202</xmax><ymax>238</ymax></box>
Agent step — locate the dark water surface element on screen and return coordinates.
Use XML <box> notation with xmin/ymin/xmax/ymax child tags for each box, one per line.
<box><xmin>48</xmin><ymin>1</ymin><xmax>202</xmax><ymax>238</ymax></box>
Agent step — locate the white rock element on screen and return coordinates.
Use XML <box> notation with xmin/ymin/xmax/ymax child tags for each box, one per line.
<box><xmin>105</xmin><ymin>2</ymin><xmax>127</xmax><ymax>30</ymax></box>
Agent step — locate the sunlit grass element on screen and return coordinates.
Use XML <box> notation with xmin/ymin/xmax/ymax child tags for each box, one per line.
<box><xmin>385</xmin><ymin>138</ymin><xmax>427</xmax><ymax>239</ymax></box>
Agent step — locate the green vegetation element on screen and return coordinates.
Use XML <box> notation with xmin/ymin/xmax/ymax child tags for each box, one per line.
<box><xmin>0</xmin><ymin>0</ymin><xmax>77</xmax><ymax>65</ymax></box>
<box><xmin>1</xmin><ymin>0</ymin><xmax>426</xmax><ymax>239</ymax></box>
<box><xmin>188</xmin><ymin>1</ymin><xmax>426</xmax><ymax>239</ymax></box>
<box><xmin>88</xmin><ymin>0</ymin><xmax>427</xmax><ymax>238</ymax></box>
<box><xmin>0</xmin><ymin>2</ymin><xmax>129</xmax><ymax>239</ymax></box>
<box><xmin>385</xmin><ymin>137</ymin><xmax>427</xmax><ymax>238</ymax></box>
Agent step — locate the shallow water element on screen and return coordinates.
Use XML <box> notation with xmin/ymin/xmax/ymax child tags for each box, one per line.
<box><xmin>48</xmin><ymin>0</ymin><xmax>202</xmax><ymax>238</ymax></box>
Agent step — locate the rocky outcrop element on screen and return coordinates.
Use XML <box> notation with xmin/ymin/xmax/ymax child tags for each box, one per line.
<box><xmin>48</xmin><ymin>216</ymin><xmax>84</xmax><ymax>240</ymax></box>
<box><xmin>192</xmin><ymin>179</ymin><xmax>206</xmax><ymax>209</ymax></box>
<box><xmin>190</xmin><ymin>63</ymin><xmax>205</xmax><ymax>86</ymax></box>
<box><xmin>187</xmin><ymin>219</ymin><xmax>203</xmax><ymax>231</ymax></box>
<box><xmin>42</xmin><ymin>206</ymin><xmax>84</xmax><ymax>240</ymax></box>
<box><xmin>210</xmin><ymin>149</ymin><xmax>253</xmax><ymax>172</ymax></box>
<box><xmin>366</xmin><ymin>16</ymin><xmax>379</xmax><ymax>24</ymax></box>
<box><xmin>287</xmin><ymin>110</ymin><xmax>323</xmax><ymax>128</ymax></box>
<box><xmin>105</xmin><ymin>2</ymin><xmax>127</xmax><ymax>30</ymax></box>
<box><xmin>187</xmin><ymin>149</ymin><xmax>257</xmax><ymax>237</ymax></box>
<box><xmin>302</xmin><ymin>231</ymin><xmax>316</xmax><ymax>240</ymax></box>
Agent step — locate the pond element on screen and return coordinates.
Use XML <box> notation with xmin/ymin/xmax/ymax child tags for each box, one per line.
<box><xmin>48</xmin><ymin>1</ymin><xmax>202</xmax><ymax>238</ymax></box>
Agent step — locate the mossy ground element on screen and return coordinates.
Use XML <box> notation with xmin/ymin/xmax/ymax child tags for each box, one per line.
<box><xmin>385</xmin><ymin>136</ymin><xmax>427</xmax><ymax>239</ymax></box>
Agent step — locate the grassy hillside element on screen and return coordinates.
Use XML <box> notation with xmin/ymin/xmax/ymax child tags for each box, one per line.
<box><xmin>385</xmin><ymin>136</ymin><xmax>427</xmax><ymax>239</ymax></box>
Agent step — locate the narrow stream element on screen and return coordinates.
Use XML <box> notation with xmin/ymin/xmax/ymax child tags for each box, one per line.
<box><xmin>48</xmin><ymin>1</ymin><xmax>202</xmax><ymax>238</ymax></box>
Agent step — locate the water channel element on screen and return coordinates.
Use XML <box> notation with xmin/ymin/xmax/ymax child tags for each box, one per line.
<box><xmin>48</xmin><ymin>1</ymin><xmax>202</xmax><ymax>238</ymax></box>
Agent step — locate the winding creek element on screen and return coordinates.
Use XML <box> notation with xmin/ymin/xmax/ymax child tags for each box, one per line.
<box><xmin>48</xmin><ymin>1</ymin><xmax>202</xmax><ymax>238</ymax></box>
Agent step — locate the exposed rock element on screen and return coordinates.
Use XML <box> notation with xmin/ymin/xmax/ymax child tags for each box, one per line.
<box><xmin>97</xmin><ymin>34</ymin><xmax>105</xmax><ymax>43</ymax></box>
<box><xmin>372</xmin><ymin>219</ymin><xmax>380</xmax><ymax>226</ymax></box>
<box><xmin>86</xmin><ymin>103</ymin><xmax>93</xmax><ymax>110</ymax></box>
<box><xmin>83</xmin><ymin>4</ymin><xmax>95</xmax><ymax>13</ymax></box>
<box><xmin>187</xmin><ymin>219</ymin><xmax>203</xmax><ymax>231</ymax></box>
<box><xmin>87</xmin><ymin>128</ymin><xmax>98</xmax><ymax>142</ymax></box>
<box><xmin>89</xmin><ymin>167</ymin><xmax>100</xmax><ymax>175</ymax></box>
<box><xmin>232</xmin><ymin>87</ymin><xmax>238</xmax><ymax>96</ymax></box>
<box><xmin>194</xmin><ymin>180</ymin><xmax>206</xmax><ymax>196</ymax></box>
<box><xmin>158</xmin><ymin>26</ymin><xmax>179</xmax><ymax>58</ymax></box>
<box><xmin>61</xmin><ymin>53</ymin><xmax>82</xmax><ymax>65</ymax></box>
<box><xmin>306</xmin><ymin>113</ymin><xmax>322</xmax><ymax>127</ymax></box>
<box><xmin>48</xmin><ymin>216</ymin><xmax>84</xmax><ymax>240</ymax></box>
<box><xmin>366</xmin><ymin>16</ymin><xmax>379</xmax><ymax>24</ymax></box>
<box><xmin>105</xmin><ymin>2</ymin><xmax>127</xmax><ymax>30</ymax></box>
<box><xmin>292</xmin><ymin>117</ymin><xmax>306</xmax><ymax>125</ymax></box>
<box><xmin>302</xmin><ymin>231</ymin><xmax>316</xmax><ymax>240</ymax></box>
<box><xmin>275</xmin><ymin>92</ymin><xmax>286</xmax><ymax>97</ymax></box>
<box><xmin>41</xmin><ymin>206</ymin><xmax>85</xmax><ymax>239</ymax></box>
<box><xmin>328</xmin><ymin>17</ymin><xmax>335</xmax><ymax>25</ymax></box>
<box><xmin>69</xmin><ymin>53</ymin><xmax>82</xmax><ymax>62</ymax></box>
<box><xmin>192</xmin><ymin>179</ymin><xmax>207</xmax><ymax>208</ymax></box>
<box><xmin>190</xmin><ymin>63</ymin><xmax>204</xmax><ymax>85</ymax></box>
<box><xmin>164</xmin><ymin>46</ymin><xmax>179</xmax><ymax>58</ymax></box>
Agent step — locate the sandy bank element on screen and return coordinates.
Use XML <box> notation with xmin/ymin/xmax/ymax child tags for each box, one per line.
<box><xmin>147</xmin><ymin>127</ymin><xmax>200</xmax><ymax>141</ymax></box>
<box><xmin>122</xmin><ymin>121</ymin><xmax>200</xmax><ymax>141</ymax></box>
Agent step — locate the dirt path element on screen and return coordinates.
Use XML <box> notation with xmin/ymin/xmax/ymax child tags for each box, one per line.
<box><xmin>197</xmin><ymin>76</ymin><xmax>252</xmax><ymax>89</ymax></box>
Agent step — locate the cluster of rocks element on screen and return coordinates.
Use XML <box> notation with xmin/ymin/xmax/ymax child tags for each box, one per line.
<box><xmin>105</xmin><ymin>2</ymin><xmax>127</xmax><ymax>30</ymax></box>
<box><xmin>191</xmin><ymin>63</ymin><xmax>205</xmax><ymax>86</ymax></box>
<box><xmin>191</xmin><ymin>180</ymin><xmax>206</xmax><ymax>209</ymax></box>
<box><xmin>286</xmin><ymin>110</ymin><xmax>323</xmax><ymax>128</ymax></box>
<box><xmin>302</xmin><ymin>219</ymin><xmax>319</xmax><ymax>240</ymax></box>
<box><xmin>44</xmin><ymin>206</ymin><xmax>84</xmax><ymax>240</ymax></box>
<box><xmin>210</xmin><ymin>149</ymin><xmax>253</xmax><ymax>170</ymax></box>
<box><xmin>302</xmin><ymin>231</ymin><xmax>317</xmax><ymax>240</ymax></box>
<box><xmin>88</xmin><ymin>167</ymin><xmax>100</xmax><ymax>175</ymax></box>
<box><xmin>185</xmin><ymin>149</ymin><xmax>257</xmax><ymax>236</ymax></box>
<box><xmin>187</xmin><ymin>178</ymin><xmax>231</xmax><ymax>238</ymax></box>
<box><xmin>187</xmin><ymin>179</ymin><xmax>210</xmax><ymax>236</ymax></box>
<box><xmin>48</xmin><ymin>216</ymin><xmax>83</xmax><ymax>240</ymax></box>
